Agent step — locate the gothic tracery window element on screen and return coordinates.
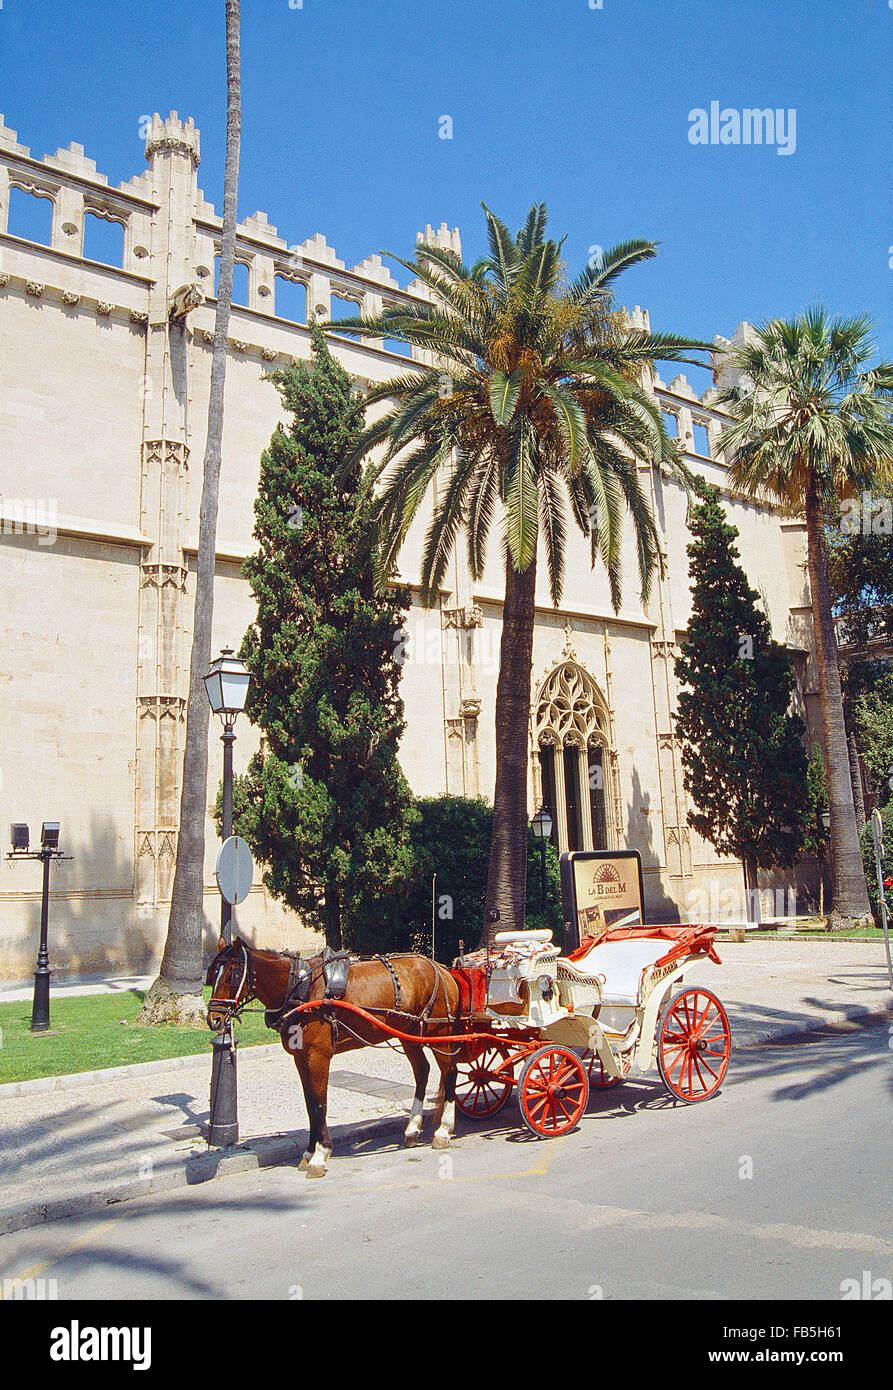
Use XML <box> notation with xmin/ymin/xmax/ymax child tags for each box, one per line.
<box><xmin>535</xmin><ymin>661</ymin><xmax>613</xmax><ymax>853</ymax></box>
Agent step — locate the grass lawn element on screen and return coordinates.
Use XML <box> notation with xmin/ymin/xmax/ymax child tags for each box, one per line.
<box><xmin>0</xmin><ymin>989</ymin><xmax>274</xmax><ymax>1084</ymax></box>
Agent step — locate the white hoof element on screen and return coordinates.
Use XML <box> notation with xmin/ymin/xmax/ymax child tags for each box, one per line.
<box><xmin>298</xmin><ymin>1151</ymin><xmax>312</xmax><ymax>1172</ymax></box>
<box><xmin>305</xmin><ymin>1164</ymin><xmax>327</xmax><ymax>1179</ymax></box>
<box><xmin>431</xmin><ymin>1131</ymin><xmax>452</xmax><ymax>1150</ymax></box>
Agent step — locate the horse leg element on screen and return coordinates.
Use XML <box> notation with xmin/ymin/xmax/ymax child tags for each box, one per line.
<box><xmin>400</xmin><ymin>1043</ymin><xmax>430</xmax><ymax>1146</ymax></box>
<box><xmin>431</xmin><ymin>1049</ymin><xmax>457</xmax><ymax>1150</ymax></box>
<box><xmin>291</xmin><ymin>1052</ymin><xmax>317</xmax><ymax>1172</ymax></box>
<box><xmin>303</xmin><ymin>1042</ymin><xmax>334</xmax><ymax>1178</ymax></box>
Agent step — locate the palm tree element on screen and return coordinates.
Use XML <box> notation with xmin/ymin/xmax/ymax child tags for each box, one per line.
<box><xmin>328</xmin><ymin>204</ymin><xmax>710</xmax><ymax>940</ymax></box>
<box><xmin>140</xmin><ymin>0</ymin><xmax>242</xmax><ymax>1023</ymax></box>
<box><xmin>716</xmin><ymin>309</ymin><xmax>893</xmax><ymax>928</ymax></box>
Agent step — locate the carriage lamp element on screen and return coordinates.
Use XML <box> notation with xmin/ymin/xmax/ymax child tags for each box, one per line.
<box><xmin>531</xmin><ymin>805</ymin><xmax>553</xmax><ymax>909</ymax></box>
<box><xmin>821</xmin><ymin>809</ymin><xmax>830</xmax><ymax>830</ymax></box>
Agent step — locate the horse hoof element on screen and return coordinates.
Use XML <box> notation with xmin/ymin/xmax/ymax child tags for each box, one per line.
<box><xmin>431</xmin><ymin>1133</ymin><xmax>452</xmax><ymax>1150</ymax></box>
<box><xmin>305</xmin><ymin>1165</ymin><xmax>327</xmax><ymax>1179</ymax></box>
<box><xmin>298</xmin><ymin>1154</ymin><xmax>311</xmax><ymax>1172</ymax></box>
<box><xmin>403</xmin><ymin>1131</ymin><xmax>423</xmax><ymax>1148</ymax></box>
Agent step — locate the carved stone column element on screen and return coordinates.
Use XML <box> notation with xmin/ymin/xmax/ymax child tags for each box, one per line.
<box><xmin>134</xmin><ymin>116</ymin><xmax>200</xmax><ymax>911</ymax></box>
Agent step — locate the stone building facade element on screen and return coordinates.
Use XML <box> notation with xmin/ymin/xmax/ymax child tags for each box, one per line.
<box><xmin>0</xmin><ymin>112</ymin><xmax>820</xmax><ymax>981</ymax></box>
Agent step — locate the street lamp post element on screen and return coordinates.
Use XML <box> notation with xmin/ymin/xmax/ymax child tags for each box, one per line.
<box><xmin>203</xmin><ymin>648</ymin><xmax>251</xmax><ymax>1148</ymax></box>
<box><xmin>6</xmin><ymin>823</ymin><xmax>71</xmax><ymax>1032</ymax></box>
<box><xmin>531</xmin><ymin>805</ymin><xmax>553</xmax><ymax>911</ymax></box>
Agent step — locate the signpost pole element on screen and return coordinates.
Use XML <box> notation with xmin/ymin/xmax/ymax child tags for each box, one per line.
<box><xmin>208</xmin><ymin>834</ymin><xmax>255</xmax><ymax>1149</ymax></box>
<box><xmin>870</xmin><ymin>809</ymin><xmax>893</xmax><ymax>989</ymax></box>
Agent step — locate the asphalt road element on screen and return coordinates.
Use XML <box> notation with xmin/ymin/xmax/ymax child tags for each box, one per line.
<box><xmin>1</xmin><ymin>1019</ymin><xmax>890</xmax><ymax>1305</ymax></box>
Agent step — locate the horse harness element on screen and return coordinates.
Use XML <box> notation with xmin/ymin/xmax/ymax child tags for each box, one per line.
<box><xmin>266</xmin><ymin>949</ymin><xmax>453</xmax><ymax>1046</ymax></box>
<box><xmin>208</xmin><ymin>940</ymin><xmax>454</xmax><ymax>1047</ymax></box>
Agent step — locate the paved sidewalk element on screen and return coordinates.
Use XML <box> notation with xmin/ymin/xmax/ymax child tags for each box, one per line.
<box><xmin>0</xmin><ymin>941</ymin><xmax>889</xmax><ymax>1237</ymax></box>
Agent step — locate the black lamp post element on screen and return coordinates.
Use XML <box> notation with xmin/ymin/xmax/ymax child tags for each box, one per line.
<box><xmin>203</xmin><ymin>647</ymin><xmax>251</xmax><ymax>945</ymax></box>
<box><xmin>531</xmin><ymin>805</ymin><xmax>553</xmax><ymax>910</ymax></box>
<box><xmin>7</xmin><ymin>822</ymin><xmax>71</xmax><ymax>1032</ymax></box>
<box><xmin>203</xmin><ymin>648</ymin><xmax>250</xmax><ymax>1148</ymax></box>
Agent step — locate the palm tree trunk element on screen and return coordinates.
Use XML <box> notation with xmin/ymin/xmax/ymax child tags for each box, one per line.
<box><xmin>484</xmin><ymin>553</ymin><xmax>537</xmax><ymax>944</ymax></box>
<box><xmin>743</xmin><ymin>858</ymin><xmax>761</xmax><ymax>925</ymax></box>
<box><xmin>140</xmin><ymin>0</ymin><xmax>242</xmax><ymax>1023</ymax></box>
<box><xmin>804</xmin><ymin>482</ymin><xmax>871</xmax><ymax>925</ymax></box>
<box><xmin>324</xmin><ymin>881</ymin><xmax>343</xmax><ymax>952</ymax></box>
<box><xmin>848</xmin><ymin>732</ymin><xmax>866</xmax><ymax>836</ymax></box>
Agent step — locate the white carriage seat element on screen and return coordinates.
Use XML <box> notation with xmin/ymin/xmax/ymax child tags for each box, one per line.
<box><xmin>576</xmin><ymin>939</ymin><xmax>673</xmax><ymax>1006</ymax></box>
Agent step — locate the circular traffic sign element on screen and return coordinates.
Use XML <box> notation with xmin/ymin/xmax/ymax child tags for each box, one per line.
<box><xmin>216</xmin><ymin>836</ymin><xmax>254</xmax><ymax>906</ymax></box>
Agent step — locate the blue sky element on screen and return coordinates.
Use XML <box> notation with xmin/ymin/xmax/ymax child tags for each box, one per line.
<box><xmin>2</xmin><ymin>0</ymin><xmax>891</xmax><ymax>390</ymax></box>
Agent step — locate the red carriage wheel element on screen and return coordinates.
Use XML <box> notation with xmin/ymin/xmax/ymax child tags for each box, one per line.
<box><xmin>455</xmin><ymin>1044</ymin><xmax>513</xmax><ymax>1118</ymax></box>
<box><xmin>517</xmin><ymin>1046</ymin><xmax>589</xmax><ymax>1138</ymax></box>
<box><xmin>656</xmin><ymin>987</ymin><xmax>731</xmax><ymax>1103</ymax></box>
<box><xmin>585</xmin><ymin>1047</ymin><xmax>631</xmax><ymax>1087</ymax></box>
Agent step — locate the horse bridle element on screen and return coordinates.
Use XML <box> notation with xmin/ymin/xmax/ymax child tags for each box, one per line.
<box><xmin>206</xmin><ymin>939</ymin><xmax>255</xmax><ymax>1027</ymax></box>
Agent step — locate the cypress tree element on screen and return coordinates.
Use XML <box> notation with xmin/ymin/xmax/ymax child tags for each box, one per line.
<box><xmin>673</xmin><ymin>485</ymin><xmax>810</xmax><ymax>918</ymax></box>
<box><xmin>232</xmin><ymin>323</ymin><xmax>418</xmax><ymax>950</ymax></box>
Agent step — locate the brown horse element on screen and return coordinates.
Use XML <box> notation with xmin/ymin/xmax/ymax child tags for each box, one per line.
<box><xmin>206</xmin><ymin>936</ymin><xmax>461</xmax><ymax>1177</ymax></box>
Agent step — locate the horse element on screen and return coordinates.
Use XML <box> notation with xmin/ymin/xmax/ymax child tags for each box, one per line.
<box><xmin>205</xmin><ymin>936</ymin><xmax>462</xmax><ymax>1178</ymax></box>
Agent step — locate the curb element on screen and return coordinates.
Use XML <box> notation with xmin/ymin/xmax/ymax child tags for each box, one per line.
<box><xmin>0</xmin><ymin>1042</ymin><xmax>283</xmax><ymax>1099</ymax></box>
<box><xmin>0</xmin><ymin>1112</ymin><xmax>408</xmax><ymax>1238</ymax></box>
<box><xmin>734</xmin><ymin>1001</ymin><xmax>892</xmax><ymax>1050</ymax></box>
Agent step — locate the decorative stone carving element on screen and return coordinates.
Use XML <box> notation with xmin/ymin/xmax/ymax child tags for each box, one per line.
<box><xmin>535</xmin><ymin>660</ymin><xmax>609</xmax><ymax>749</ymax></box>
<box><xmin>0</xmin><ymin>273</ymin><xmax>10</xmax><ymax>288</ymax></box>
<box><xmin>168</xmin><ymin>282</ymin><xmax>203</xmax><ymax>320</ymax></box>
<box><xmin>442</xmin><ymin>604</ymin><xmax>483</xmax><ymax>629</ymax></box>
<box><xmin>97</xmin><ymin>301</ymin><xmax>114</xmax><ymax>316</ymax></box>
<box><xmin>138</xmin><ymin>694</ymin><xmax>186</xmax><ymax>720</ymax></box>
<box><xmin>25</xmin><ymin>281</ymin><xmax>44</xmax><ymax>297</ymax></box>
<box><xmin>61</xmin><ymin>290</ymin><xmax>80</xmax><ymax>305</ymax></box>
<box><xmin>130</xmin><ymin>309</ymin><xmax>148</xmax><ymax>325</ymax></box>
<box><xmin>459</xmin><ymin>696</ymin><xmax>482</xmax><ymax>719</ymax></box>
<box><xmin>561</xmin><ymin>622</ymin><xmax>578</xmax><ymax>660</ymax></box>
<box><xmin>145</xmin><ymin>134</ymin><xmax>200</xmax><ymax>169</ymax></box>
<box><xmin>261</xmin><ymin>346</ymin><xmax>277</xmax><ymax>361</ymax></box>
<box><xmin>140</xmin><ymin>563</ymin><xmax>188</xmax><ymax>592</ymax></box>
<box><xmin>231</xmin><ymin>339</ymin><xmax>247</xmax><ymax>353</ymax></box>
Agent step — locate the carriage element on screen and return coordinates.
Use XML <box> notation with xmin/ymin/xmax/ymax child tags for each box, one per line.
<box><xmin>448</xmin><ymin>919</ymin><xmax>731</xmax><ymax>1138</ymax></box>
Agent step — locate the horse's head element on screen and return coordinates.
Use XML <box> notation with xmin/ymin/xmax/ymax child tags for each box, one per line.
<box><xmin>205</xmin><ymin>935</ymin><xmax>254</xmax><ymax>1032</ymax></box>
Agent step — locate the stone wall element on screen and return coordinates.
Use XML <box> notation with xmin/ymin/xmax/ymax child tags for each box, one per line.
<box><xmin>0</xmin><ymin>111</ymin><xmax>818</xmax><ymax>981</ymax></box>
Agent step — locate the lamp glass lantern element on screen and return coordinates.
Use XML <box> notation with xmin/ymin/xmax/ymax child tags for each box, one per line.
<box><xmin>10</xmin><ymin>824</ymin><xmax>30</xmax><ymax>854</ymax></box>
<box><xmin>41</xmin><ymin>822</ymin><xmax>61</xmax><ymax>851</ymax></box>
<box><xmin>531</xmin><ymin>805</ymin><xmax>553</xmax><ymax>842</ymax></box>
<box><xmin>203</xmin><ymin>648</ymin><xmax>250</xmax><ymax>722</ymax></box>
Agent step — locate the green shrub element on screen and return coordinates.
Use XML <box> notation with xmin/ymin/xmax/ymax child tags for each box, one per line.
<box><xmin>357</xmin><ymin>795</ymin><xmax>563</xmax><ymax>962</ymax></box>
